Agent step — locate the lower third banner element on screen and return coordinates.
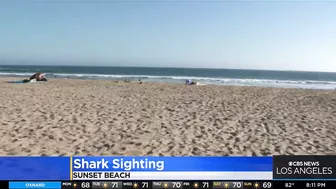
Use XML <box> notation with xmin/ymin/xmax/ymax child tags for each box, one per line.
<box><xmin>71</xmin><ymin>156</ymin><xmax>273</xmax><ymax>180</ymax></box>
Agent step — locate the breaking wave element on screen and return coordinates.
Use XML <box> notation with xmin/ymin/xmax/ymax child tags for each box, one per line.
<box><xmin>1</xmin><ymin>72</ymin><xmax>336</xmax><ymax>89</ymax></box>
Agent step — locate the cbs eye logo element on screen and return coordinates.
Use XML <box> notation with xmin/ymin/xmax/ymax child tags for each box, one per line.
<box><xmin>288</xmin><ymin>161</ymin><xmax>303</xmax><ymax>166</ymax></box>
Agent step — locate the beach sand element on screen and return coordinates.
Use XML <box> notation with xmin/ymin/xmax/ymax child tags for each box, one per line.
<box><xmin>0</xmin><ymin>77</ymin><xmax>335</xmax><ymax>156</ymax></box>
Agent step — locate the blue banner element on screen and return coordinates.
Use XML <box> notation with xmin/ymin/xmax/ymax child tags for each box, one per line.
<box><xmin>0</xmin><ymin>157</ymin><xmax>70</xmax><ymax>180</ymax></box>
<box><xmin>9</xmin><ymin>181</ymin><xmax>61</xmax><ymax>189</ymax></box>
<box><xmin>72</xmin><ymin>156</ymin><xmax>272</xmax><ymax>172</ymax></box>
<box><xmin>0</xmin><ymin>156</ymin><xmax>273</xmax><ymax>180</ymax></box>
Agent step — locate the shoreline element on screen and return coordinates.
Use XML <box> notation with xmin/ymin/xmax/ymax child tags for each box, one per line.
<box><xmin>0</xmin><ymin>77</ymin><xmax>335</xmax><ymax>156</ymax></box>
<box><xmin>1</xmin><ymin>75</ymin><xmax>336</xmax><ymax>90</ymax></box>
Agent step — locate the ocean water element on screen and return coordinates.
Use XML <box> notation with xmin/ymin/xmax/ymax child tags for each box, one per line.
<box><xmin>1</xmin><ymin>65</ymin><xmax>336</xmax><ymax>90</ymax></box>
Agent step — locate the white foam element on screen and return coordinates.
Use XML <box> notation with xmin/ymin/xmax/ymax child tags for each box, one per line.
<box><xmin>1</xmin><ymin>72</ymin><xmax>335</xmax><ymax>90</ymax></box>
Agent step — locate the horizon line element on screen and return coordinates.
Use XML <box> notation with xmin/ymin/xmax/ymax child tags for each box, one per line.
<box><xmin>1</xmin><ymin>64</ymin><xmax>335</xmax><ymax>73</ymax></box>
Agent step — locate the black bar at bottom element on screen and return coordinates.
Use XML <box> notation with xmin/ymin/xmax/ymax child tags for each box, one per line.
<box><xmin>2</xmin><ymin>180</ymin><xmax>336</xmax><ymax>189</ymax></box>
<box><xmin>273</xmin><ymin>181</ymin><xmax>336</xmax><ymax>189</ymax></box>
<box><xmin>0</xmin><ymin>181</ymin><xmax>8</xmax><ymax>189</ymax></box>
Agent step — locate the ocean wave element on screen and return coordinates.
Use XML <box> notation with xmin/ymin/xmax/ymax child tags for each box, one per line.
<box><xmin>1</xmin><ymin>72</ymin><xmax>336</xmax><ymax>89</ymax></box>
<box><xmin>51</xmin><ymin>73</ymin><xmax>336</xmax><ymax>85</ymax></box>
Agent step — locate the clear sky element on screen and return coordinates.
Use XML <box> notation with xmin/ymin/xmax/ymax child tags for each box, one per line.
<box><xmin>0</xmin><ymin>1</ymin><xmax>335</xmax><ymax>72</ymax></box>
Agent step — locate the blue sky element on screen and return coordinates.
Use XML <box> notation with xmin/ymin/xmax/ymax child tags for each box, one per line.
<box><xmin>0</xmin><ymin>1</ymin><xmax>335</xmax><ymax>71</ymax></box>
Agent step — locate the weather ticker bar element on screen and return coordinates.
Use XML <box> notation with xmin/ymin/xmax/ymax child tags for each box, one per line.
<box><xmin>4</xmin><ymin>180</ymin><xmax>336</xmax><ymax>189</ymax></box>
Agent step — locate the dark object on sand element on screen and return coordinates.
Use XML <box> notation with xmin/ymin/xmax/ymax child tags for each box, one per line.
<box><xmin>30</xmin><ymin>72</ymin><xmax>47</xmax><ymax>81</ymax></box>
<box><xmin>186</xmin><ymin>80</ymin><xmax>197</xmax><ymax>85</ymax></box>
<box><xmin>23</xmin><ymin>72</ymin><xmax>48</xmax><ymax>82</ymax></box>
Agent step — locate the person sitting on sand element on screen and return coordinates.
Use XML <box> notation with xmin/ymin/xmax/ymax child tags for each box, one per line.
<box><xmin>186</xmin><ymin>80</ymin><xmax>198</xmax><ymax>85</ymax></box>
<box><xmin>23</xmin><ymin>72</ymin><xmax>47</xmax><ymax>83</ymax></box>
<box><xmin>186</xmin><ymin>80</ymin><xmax>192</xmax><ymax>85</ymax></box>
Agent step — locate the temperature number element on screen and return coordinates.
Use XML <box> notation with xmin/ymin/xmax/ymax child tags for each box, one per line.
<box><xmin>173</xmin><ymin>182</ymin><xmax>182</xmax><ymax>188</ymax></box>
<box><xmin>202</xmin><ymin>182</ymin><xmax>209</xmax><ymax>188</ymax></box>
<box><xmin>263</xmin><ymin>182</ymin><xmax>272</xmax><ymax>188</ymax></box>
<box><xmin>81</xmin><ymin>182</ymin><xmax>90</xmax><ymax>188</ymax></box>
<box><xmin>285</xmin><ymin>183</ymin><xmax>294</xmax><ymax>188</ymax></box>
<box><xmin>233</xmin><ymin>182</ymin><xmax>242</xmax><ymax>188</ymax></box>
<box><xmin>142</xmin><ymin>182</ymin><xmax>149</xmax><ymax>188</ymax></box>
<box><xmin>111</xmin><ymin>182</ymin><xmax>119</xmax><ymax>188</ymax></box>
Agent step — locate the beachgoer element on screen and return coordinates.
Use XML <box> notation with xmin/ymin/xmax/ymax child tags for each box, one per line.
<box><xmin>30</xmin><ymin>72</ymin><xmax>47</xmax><ymax>81</ymax></box>
<box><xmin>186</xmin><ymin>80</ymin><xmax>192</xmax><ymax>85</ymax></box>
<box><xmin>23</xmin><ymin>72</ymin><xmax>47</xmax><ymax>83</ymax></box>
<box><xmin>186</xmin><ymin>80</ymin><xmax>199</xmax><ymax>85</ymax></box>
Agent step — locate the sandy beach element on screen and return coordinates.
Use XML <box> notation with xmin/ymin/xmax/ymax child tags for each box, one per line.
<box><xmin>0</xmin><ymin>77</ymin><xmax>335</xmax><ymax>156</ymax></box>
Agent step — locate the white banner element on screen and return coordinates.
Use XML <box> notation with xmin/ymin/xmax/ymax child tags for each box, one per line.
<box><xmin>72</xmin><ymin>171</ymin><xmax>273</xmax><ymax>180</ymax></box>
